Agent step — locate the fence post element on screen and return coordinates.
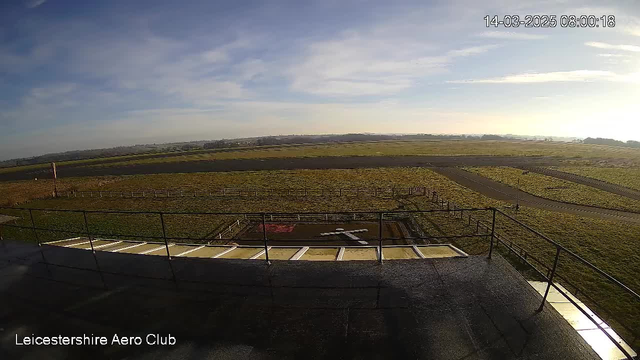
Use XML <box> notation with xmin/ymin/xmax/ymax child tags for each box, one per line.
<box><xmin>378</xmin><ymin>212</ymin><xmax>383</xmax><ymax>264</ymax></box>
<box><xmin>488</xmin><ymin>208</ymin><xmax>496</xmax><ymax>259</ymax></box>
<box><xmin>262</xmin><ymin>213</ymin><xmax>270</xmax><ymax>265</ymax></box>
<box><xmin>538</xmin><ymin>246</ymin><xmax>561</xmax><ymax>311</ymax></box>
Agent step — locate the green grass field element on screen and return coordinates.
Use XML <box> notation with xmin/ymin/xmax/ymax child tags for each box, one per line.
<box><xmin>1</xmin><ymin>167</ymin><xmax>638</xmax><ymax>347</ymax></box>
<box><xmin>3</xmin><ymin>140</ymin><xmax>621</xmax><ymax>170</ymax></box>
<box><xmin>465</xmin><ymin>167</ymin><xmax>640</xmax><ymax>212</ymax></box>
<box><xmin>5</xmin><ymin>140</ymin><xmax>640</xmax><ymax>175</ymax></box>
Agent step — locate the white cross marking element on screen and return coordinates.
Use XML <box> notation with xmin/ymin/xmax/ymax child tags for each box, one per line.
<box><xmin>320</xmin><ymin>228</ymin><xmax>369</xmax><ymax>245</ymax></box>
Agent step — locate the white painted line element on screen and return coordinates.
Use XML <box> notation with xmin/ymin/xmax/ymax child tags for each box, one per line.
<box><xmin>290</xmin><ymin>246</ymin><xmax>309</xmax><ymax>261</ymax></box>
<box><xmin>212</xmin><ymin>246</ymin><xmax>237</xmax><ymax>258</ymax></box>
<box><xmin>65</xmin><ymin>241</ymin><xmax>91</xmax><ymax>248</ymax></box>
<box><xmin>140</xmin><ymin>244</ymin><xmax>173</xmax><ymax>255</ymax></box>
<box><xmin>43</xmin><ymin>237</ymin><xmax>82</xmax><ymax>244</ymax></box>
<box><xmin>111</xmin><ymin>242</ymin><xmax>146</xmax><ymax>253</ymax></box>
<box><xmin>250</xmin><ymin>247</ymin><xmax>270</xmax><ymax>260</ymax></box>
<box><xmin>93</xmin><ymin>241</ymin><xmax>122</xmax><ymax>250</ymax></box>
<box><xmin>448</xmin><ymin>244</ymin><xmax>469</xmax><ymax>257</ymax></box>
<box><xmin>175</xmin><ymin>245</ymin><xmax>204</xmax><ymax>257</ymax></box>
<box><xmin>412</xmin><ymin>245</ymin><xmax>426</xmax><ymax>259</ymax></box>
<box><xmin>337</xmin><ymin>247</ymin><xmax>345</xmax><ymax>261</ymax></box>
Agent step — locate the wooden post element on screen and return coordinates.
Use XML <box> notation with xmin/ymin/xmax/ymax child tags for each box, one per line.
<box><xmin>51</xmin><ymin>162</ymin><xmax>58</xmax><ymax>197</ymax></box>
<box><xmin>378</xmin><ymin>212</ymin><xmax>383</xmax><ymax>264</ymax></box>
<box><xmin>262</xmin><ymin>214</ymin><xmax>270</xmax><ymax>265</ymax></box>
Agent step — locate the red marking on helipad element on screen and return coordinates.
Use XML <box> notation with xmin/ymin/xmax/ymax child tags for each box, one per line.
<box><xmin>257</xmin><ymin>224</ymin><xmax>296</xmax><ymax>233</ymax></box>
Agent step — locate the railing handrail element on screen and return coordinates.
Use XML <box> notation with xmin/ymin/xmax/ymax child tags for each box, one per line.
<box><xmin>495</xmin><ymin>208</ymin><xmax>640</xmax><ymax>302</ymax></box>
<box><xmin>0</xmin><ymin>206</ymin><xmax>491</xmax><ymax>216</ymax></box>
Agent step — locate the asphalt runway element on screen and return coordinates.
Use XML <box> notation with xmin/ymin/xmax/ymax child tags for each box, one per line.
<box><xmin>433</xmin><ymin>167</ymin><xmax>640</xmax><ymax>224</ymax></box>
<box><xmin>0</xmin><ymin>155</ymin><xmax>564</xmax><ymax>181</ymax></box>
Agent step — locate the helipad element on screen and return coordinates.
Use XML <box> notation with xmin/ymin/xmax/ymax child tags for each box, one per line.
<box><xmin>42</xmin><ymin>238</ymin><xmax>468</xmax><ymax>261</ymax></box>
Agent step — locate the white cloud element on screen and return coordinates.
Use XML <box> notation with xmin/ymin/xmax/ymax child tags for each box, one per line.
<box><xmin>478</xmin><ymin>31</ymin><xmax>546</xmax><ymax>40</ymax></box>
<box><xmin>449</xmin><ymin>70</ymin><xmax>617</xmax><ymax>84</ymax></box>
<box><xmin>26</xmin><ymin>0</ymin><xmax>46</xmax><ymax>9</ymax></box>
<box><xmin>289</xmin><ymin>30</ymin><xmax>496</xmax><ymax>96</ymax></box>
<box><xmin>585</xmin><ymin>42</ymin><xmax>640</xmax><ymax>53</ymax></box>
<box><xmin>597</xmin><ymin>53</ymin><xmax>627</xmax><ymax>57</ymax></box>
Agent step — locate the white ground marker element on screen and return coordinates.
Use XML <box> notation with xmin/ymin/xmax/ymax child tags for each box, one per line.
<box><xmin>212</xmin><ymin>246</ymin><xmax>237</xmax><ymax>258</ymax></box>
<box><xmin>43</xmin><ymin>237</ymin><xmax>82</xmax><ymax>245</ymax></box>
<box><xmin>175</xmin><ymin>245</ymin><xmax>205</xmax><ymax>257</ymax></box>
<box><xmin>290</xmin><ymin>246</ymin><xmax>309</xmax><ymax>261</ymax></box>
<box><xmin>337</xmin><ymin>247</ymin><xmax>345</xmax><ymax>261</ymax></box>
<box><xmin>250</xmin><ymin>247</ymin><xmax>271</xmax><ymax>259</ymax></box>
<box><xmin>140</xmin><ymin>244</ymin><xmax>174</xmax><ymax>255</ymax></box>
<box><xmin>64</xmin><ymin>241</ymin><xmax>91</xmax><ymax>248</ymax></box>
<box><xmin>111</xmin><ymin>242</ymin><xmax>146</xmax><ymax>253</ymax></box>
<box><xmin>412</xmin><ymin>245</ymin><xmax>426</xmax><ymax>259</ymax></box>
<box><xmin>93</xmin><ymin>241</ymin><xmax>122</xmax><ymax>250</ymax></box>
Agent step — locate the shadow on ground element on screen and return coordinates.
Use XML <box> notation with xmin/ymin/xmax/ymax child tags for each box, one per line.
<box><xmin>0</xmin><ymin>241</ymin><xmax>598</xmax><ymax>360</ymax></box>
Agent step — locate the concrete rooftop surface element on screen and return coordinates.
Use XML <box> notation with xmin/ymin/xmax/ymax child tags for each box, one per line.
<box><xmin>0</xmin><ymin>240</ymin><xmax>600</xmax><ymax>360</ymax></box>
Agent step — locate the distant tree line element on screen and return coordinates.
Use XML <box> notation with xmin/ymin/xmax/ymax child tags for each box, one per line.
<box><xmin>582</xmin><ymin>137</ymin><xmax>640</xmax><ymax>148</ymax></box>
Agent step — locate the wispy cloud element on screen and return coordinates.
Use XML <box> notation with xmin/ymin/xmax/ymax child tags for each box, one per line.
<box><xmin>478</xmin><ymin>31</ymin><xmax>546</xmax><ymax>40</ymax></box>
<box><xmin>449</xmin><ymin>70</ymin><xmax>617</xmax><ymax>84</ymax></box>
<box><xmin>597</xmin><ymin>53</ymin><xmax>627</xmax><ymax>57</ymax></box>
<box><xmin>26</xmin><ymin>0</ymin><xmax>46</xmax><ymax>9</ymax></box>
<box><xmin>585</xmin><ymin>42</ymin><xmax>640</xmax><ymax>52</ymax></box>
<box><xmin>289</xmin><ymin>30</ymin><xmax>497</xmax><ymax>96</ymax></box>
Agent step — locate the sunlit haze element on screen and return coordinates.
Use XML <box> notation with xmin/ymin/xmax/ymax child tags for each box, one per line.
<box><xmin>1</xmin><ymin>0</ymin><xmax>639</xmax><ymax>160</ymax></box>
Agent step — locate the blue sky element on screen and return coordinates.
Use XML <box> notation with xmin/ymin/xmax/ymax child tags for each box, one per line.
<box><xmin>1</xmin><ymin>0</ymin><xmax>639</xmax><ymax>160</ymax></box>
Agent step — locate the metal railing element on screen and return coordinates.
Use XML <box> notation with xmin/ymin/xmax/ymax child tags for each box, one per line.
<box><xmin>58</xmin><ymin>186</ymin><xmax>433</xmax><ymax>199</ymax></box>
<box><xmin>0</xmin><ymin>203</ymin><xmax>637</xmax><ymax>358</ymax></box>
<box><xmin>424</xmin><ymin>192</ymin><xmax>639</xmax><ymax>358</ymax></box>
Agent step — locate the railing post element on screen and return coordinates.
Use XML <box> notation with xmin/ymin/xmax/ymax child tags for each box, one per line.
<box><xmin>29</xmin><ymin>209</ymin><xmax>52</xmax><ymax>277</ymax></box>
<box><xmin>159</xmin><ymin>212</ymin><xmax>177</xmax><ymax>286</ymax></box>
<box><xmin>84</xmin><ymin>211</ymin><xmax>107</xmax><ymax>289</ymax></box>
<box><xmin>159</xmin><ymin>213</ymin><xmax>171</xmax><ymax>260</ymax></box>
<box><xmin>378</xmin><ymin>212</ymin><xmax>383</xmax><ymax>264</ymax></box>
<box><xmin>29</xmin><ymin>209</ymin><xmax>40</xmax><ymax>245</ymax></box>
<box><xmin>488</xmin><ymin>208</ymin><xmax>497</xmax><ymax>259</ymax></box>
<box><xmin>262</xmin><ymin>213</ymin><xmax>270</xmax><ymax>265</ymax></box>
<box><xmin>83</xmin><ymin>211</ymin><xmax>96</xmax><ymax>254</ymax></box>
<box><xmin>538</xmin><ymin>246</ymin><xmax>562</xmax><ymax>312</ymax></box>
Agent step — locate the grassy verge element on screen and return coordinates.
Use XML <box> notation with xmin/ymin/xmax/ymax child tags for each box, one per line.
<box><xmin>0</xmin><ymin>177</ymin><xmax>123</xmax><ymax>206</ymax></box>
<box><xmin>465</xmin><ymin>166</ymin><xmax>640</xmax><ymax>212</ymax></box>
<box><xmin>557</xmin><ymin>166</ymin><xmax>640</xmax><ymax>191</ymax></box>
